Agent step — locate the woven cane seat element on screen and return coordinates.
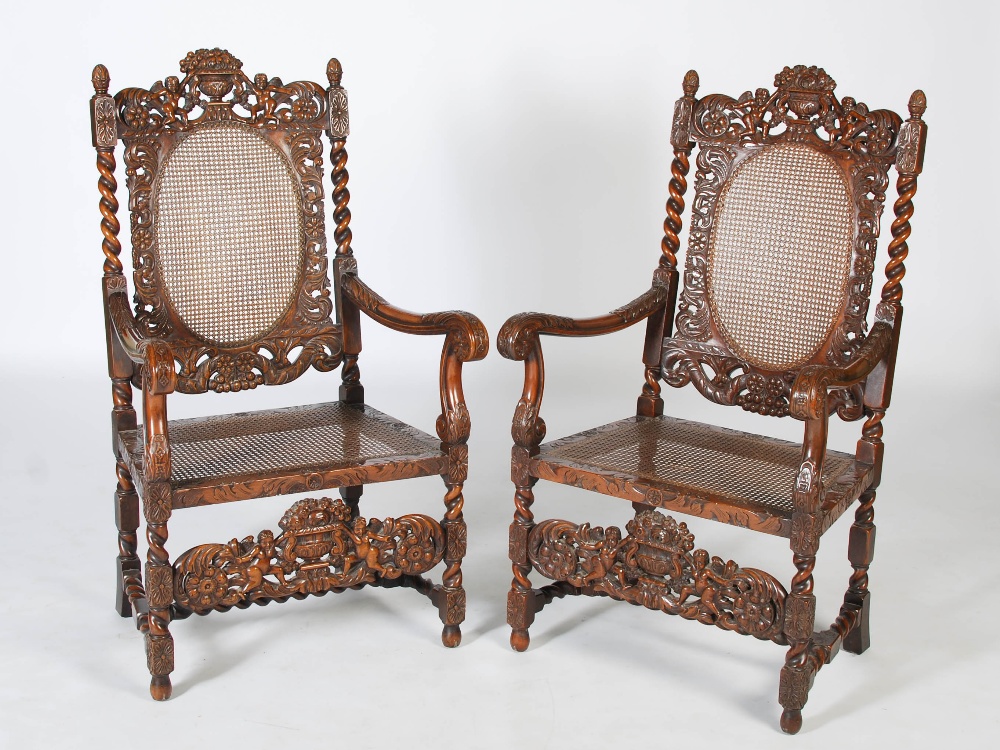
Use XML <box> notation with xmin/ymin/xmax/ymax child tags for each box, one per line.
<box><xmin>118</xmin><ymin>402</ymin><xmax>449</xmax><ymax>508</ymax></box>
<box><xmin>532</xmin><ymin>416</ymin><xmax>874</xmax><ymax>536</ymax></box>
<box><xmin>154</xmin><ymin>122</ymin><xmax>304</xmax><ymax>346</ymax></box>
<box><xmin>708</xmin><ymin>143</ymin><xmax>854</xmax><ymax>371</ymax></box>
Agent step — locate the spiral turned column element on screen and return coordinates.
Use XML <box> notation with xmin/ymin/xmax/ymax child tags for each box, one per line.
<box><xmin>639</xmin><ymin>70</ymin><xmax>697</xmax><ymax>413</ymax></box>
<box><xmin>779</xmin><ymin>551</ymin><xmax>818</xmax><ymax>734</ymax></box>
<box><xmin>882</xmin><ymin>90</ymin><xmax>926</xmax><ymax>306</ymax></box>
<box><xmin>113</xmin><ymin>378</ymin><xmax>141</xmax><ymax>617</ymax></box>
<box><xmin>660</xmin><ymin>149</ymin><xmax>690</xmax><ymax>271</ymax></box>
<box><xmin>508</xmin><ymin>473</ymin><xmax>537</xmax><ymax>652</ymax></box>
<box><xmin>142</xmin><ymin>392</ymin><xmax>174</xmax><ymax>701</ymax></box>
<box><xmin>440</xmin><ymin>473</ymin><xmax>467</xmax><ymax>647</ymax></box>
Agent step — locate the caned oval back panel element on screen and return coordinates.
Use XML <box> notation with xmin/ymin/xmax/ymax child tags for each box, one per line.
<box><xmin>663</xmin><ymin>66</ymin><xmax>903</xmax><ymax>417</ymax></box>
<box><xmin>154</xmin><ymin>122</ymin><xmax>304</xmax><ymax>347</ymax></box>
<box><xmin>707</xmin><ymin>142</ymin><xmax>854</xmax><ymax>372</ymax></box>
<box><xmin>114</xmin><ymin>49</ymin><xmax>342</xmax><ymax>393</ymax></box>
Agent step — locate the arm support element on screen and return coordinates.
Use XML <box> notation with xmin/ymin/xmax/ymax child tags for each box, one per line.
<box><xmin>340</xmin><ymin>272</ymin><xmax>488</xmax><ymax>445</ymax></box>
<box><xmin>499</xmin><ymin>281</ymin><xmax>670</xmax><ymax>451</ymax></box>
<box><xmin>341</xmin><ymin>273</ymin><xmax>488</xmax><ymax>363</ymax></box>
<box><xmin>497</xmin><ymin>284</ymin><xmax>669</xmax><ymax>362</ymax></box>
<box><xmin>105</xmin><ymin>277</ymin><xmax>176</xmax><ymax>395</ymax></box>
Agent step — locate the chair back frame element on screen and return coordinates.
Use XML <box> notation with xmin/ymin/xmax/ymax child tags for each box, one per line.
<box><xmin>110</xmin><ymin>49</ymin><xmax>344</xmax><ymax>393</ymax></box>
<box><xmin>661</xmin><ymin>66</ymin><xmax>906</xmax><ymax>419</ymax></box>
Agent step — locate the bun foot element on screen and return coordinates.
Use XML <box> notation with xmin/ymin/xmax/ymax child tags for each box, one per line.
<box><xmin>149</xmin><ymin>675</ymin><xmax>172</xmax><ymax>701</ymax></box>
<box><xmin>441</xmin><ymin>625</ymin><xmax>462</xmax><ymax>648</ymax></box>
<box><xmin>780</xmin><ymin>709</ymin><xmax>802</xmax><ymax>734</ymax></box>
<box><xmin>510</xmin><ymin>629</ymin><xmax>530</xmax><ymax>652</ymax></box>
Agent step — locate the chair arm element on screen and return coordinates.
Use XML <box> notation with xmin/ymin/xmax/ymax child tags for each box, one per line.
<box><xmin>497</xmin><ymin>285</ymin><xmax>669</xmax><ymax>362</ymax></box>
<box><xmin>105</xmin><ymin>277</ymin><xmax>176</xmax><ymax>395</ymax></box>
<box><xmin>789</xmin><ymin>321</ymin><xmax>894</xmax><ymax>421</ymax></box>
<box><xmin>340</xmin><ymin>273</ymin><xmax>488</xmax><ymax>363</ymax></box>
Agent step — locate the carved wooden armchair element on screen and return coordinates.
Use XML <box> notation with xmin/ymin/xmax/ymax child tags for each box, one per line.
<box><xmin>90</xmin><ymin>49</ymin><xmax>487</xmax><ymax>700</ymax></box>
<box><xmin>498</xmin><ymin>66</ymin><xmax>926</xmax><ymax>733</ymax></box>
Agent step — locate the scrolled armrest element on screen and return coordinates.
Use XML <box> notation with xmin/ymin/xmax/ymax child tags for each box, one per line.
<box><xmin>341</xmin><ymin>273</ymin><xmax>488</xmax><ymax>362</ymax></box>
<box><xmin>105</xmin><ymin>277</ymin><xmax>176</xmax><ymax>394</ymax></box>
<box><xmin>789</xmin><ymin>321</ymin><xmax>894</xmax><ymax>420</ymax></box>
<box><xmin>497</xmin><ymin>285</ymin><xmax>669</xmax><ymax>361</ymax></box>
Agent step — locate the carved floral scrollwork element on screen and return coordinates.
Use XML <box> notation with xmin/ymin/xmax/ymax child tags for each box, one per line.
<box><xmin>115</xmin><ymin>48</ymin><xmax>329</xmax><ymax>136</ymax></box>
<box><xmin>689</xmin><ymin>65</ymin><xmax>902</xmax><ymax>157</ymax></box>
<box><xmin>662</xmin><ymin>340</ymin><xmax>794</xmax><ymax>417</ymax></box>
<box><xmin>173</xmin><ymin>497</ymin><xmax>445</xmax><ymax>612</ymax></box>
<box><xmin>527</xmin><ymin>510</ymin><xmax>787</xmax><ymax>642</ymax></box>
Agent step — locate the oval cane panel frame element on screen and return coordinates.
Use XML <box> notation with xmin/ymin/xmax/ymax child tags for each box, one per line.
<box><xmin>154</xmin><ymin>122</ymin><xmax>304</xmax><ymax>347</ymax></box>
<box><xmin>707</xmin><ymin>143</ymin><xmax>854</xmax><ymax>371</ymax></box>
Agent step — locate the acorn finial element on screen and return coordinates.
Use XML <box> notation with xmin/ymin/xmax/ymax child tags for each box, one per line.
<box><xmin>327</xmin><ymin>58</ymin><xmax>343</xmax><ymax>87</ymax></box>
<box><xmin>908</xmin><ymin>89</ymin><xmax>926</xmax><ymax>118</ymax></box>
<box><xmin>92</xmin><ymin>64</ymin><xmax>110</xmax><ymax>95</ymax></box>
<box><xmin>682</xmin><ymin>70</ymin><xmax>699</xmax><ymax>97</ymax></box>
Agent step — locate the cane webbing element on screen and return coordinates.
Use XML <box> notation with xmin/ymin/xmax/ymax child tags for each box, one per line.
<box><xmin>540</xmin><ymin>416</ymin><xmax>857</xmax><ymax>515</ymax></box>
<box><xmin>707</xmin><ymin>143</ymin><xmax>854</xmax><ymax>371</ymax></box>
<box><xmin>154</xmin><ymin>122</ymin><xmax>304</xmax><ymax>346</ymax></box>
<box><xmin>124</xmin><ymin>402</ymin><xmax>442</xmax><ymax>485</ymax></box>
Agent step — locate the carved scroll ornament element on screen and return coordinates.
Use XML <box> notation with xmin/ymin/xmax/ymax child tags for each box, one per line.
<box><xmin>528</xmin><ymin>510</ymin><xmax>787</xmax><ymax>642</ymax></box>
<box><xmin>173</xmin><ymin>497</ymin><xmax>445</xmax><ymax>612</ymax></box>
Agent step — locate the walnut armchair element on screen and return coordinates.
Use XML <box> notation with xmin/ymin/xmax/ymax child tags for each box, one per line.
<box><xmin>90</xmin><ymin>49</ymin><xmax>487</xmax><ymax>700</ymax></box>
<box><xmin>498</xmin><ymin>66</ymin><xmax>926</xmax><ymax>733</ymax></box>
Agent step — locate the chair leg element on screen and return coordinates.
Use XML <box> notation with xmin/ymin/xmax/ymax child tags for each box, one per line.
<box><xmin>507</xmin><ymin>479</ymin><xmax>536</xmax><ymax>652</ymax></box>
<box><xmin>143</xmin><ymin>483</ymin><xmax>174</xmax><ymax>701</ymax></box>
<box><xmin>114</xmin><ymin>458</ymin><xmax>141</xmax><ymax>618</ymax></box>
<box><xmin>439</xmin><ymin>478</ymin><xmax>466</xmax><ymax>648</ymax></box>
<box><xmin>340</xmin><ymin>485</ymin><xmax>363</xmax><ymax>520</ymax></box>
<box><xmin>843</xmin><ymin>489</ymin><xmax>876</xmax><ymax>654</ymax></box>
<box><xmin>779</xmin><ymin>551</ymin><xmax>818</xmax><ymax>735</ymax></box>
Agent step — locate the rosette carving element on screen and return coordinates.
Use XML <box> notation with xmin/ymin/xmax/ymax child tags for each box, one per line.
<box><xmin>173</xmin><ymin>497</ymin><xmax>445</xmax><ymax>613</ymax></box>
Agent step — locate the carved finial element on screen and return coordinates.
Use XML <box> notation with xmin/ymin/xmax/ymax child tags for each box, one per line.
<box><xmin>92</xmin><ymin>64</ymin><xmax>110</xmax><ymax>95</ymax></box>
<box><xmin>908</xmin><ymin>89</ymin><xmax>926</xmax><ymax>119</ymax></box>
<box><xmin>327</xmin><ymin>58</ymin><xmax>343</xmax><ymax>87</ymax></box>
<box><xmin>682</xmin><ymin>70</ymin><xmax>699</xmax><ymax>97</ymax></box>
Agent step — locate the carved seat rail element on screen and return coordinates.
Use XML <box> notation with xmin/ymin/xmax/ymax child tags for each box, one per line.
<box><xmin>531</xmin><ymin>415</ymin><xmax>874</xmax><ymax>538</ymax></box>
<box><xmin>117</xmin><ymin>402</ymin><xmax>449</xmax><ymax>508</ymax></box>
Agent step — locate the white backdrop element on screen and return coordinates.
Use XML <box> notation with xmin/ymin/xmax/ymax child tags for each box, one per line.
<box><xmin>1</xmin><ymin>1</ymin><xmax>998</xmax><ymax>747</ymax></box>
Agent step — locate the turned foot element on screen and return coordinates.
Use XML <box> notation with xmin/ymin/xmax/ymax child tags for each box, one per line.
<box><xmin>442</xmin><ymin>624</ymin><xmax>462</xmax><ymax>648</ymax></box>
<box><xmin>149</xmin><ymin>674</ymin><xmax>172</xmax><ymax>701</ymax></box>
<box><xmin>780</xmin><ymin>709</ymin><xmax>802</xmax><ymax>734</ymax></box>
<box><xmin>510</xmin><ymin>629</ymin><xmax>530</xmax><ymax>652</ymax></box>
